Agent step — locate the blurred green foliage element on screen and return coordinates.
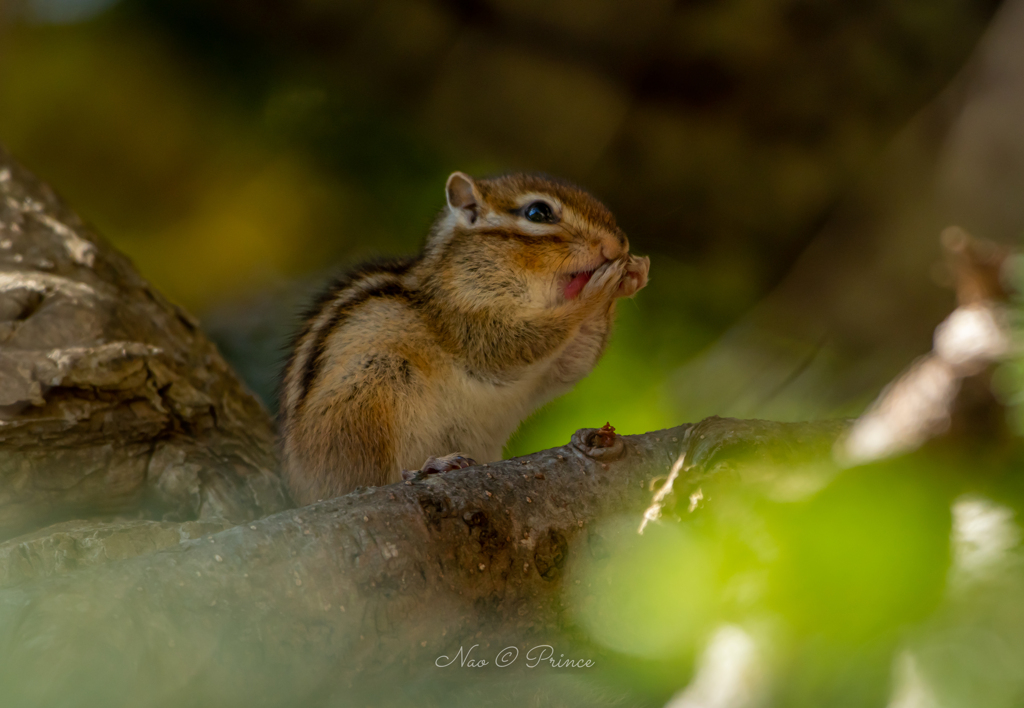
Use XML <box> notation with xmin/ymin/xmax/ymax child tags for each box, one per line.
<box><xmin>3</xmin><ymin>3</ymin><xmax>1023</xmax><ymax>705</ymax></box>
<box><xmin>559</xmin><ymin>270</ymin><xmax>1024</xmax><ymax>705</ymax></box>
<box><xmin>570</xmin><ymin>516</ymin><xmax>717</xmax><ymax>659</ymax></box>
<box><xmin>567</xmin><ymin>450</ymin><xmax>1024</xmax><ymax>707</ymax></box>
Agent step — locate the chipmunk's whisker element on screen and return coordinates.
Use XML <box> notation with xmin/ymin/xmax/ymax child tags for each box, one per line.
<box><xmin>280</xmin><ymin>169</ymin><xmax>648</xmax><ymax>505</ymax></box>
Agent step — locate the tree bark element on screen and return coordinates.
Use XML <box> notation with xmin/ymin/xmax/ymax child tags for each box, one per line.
<box><xmin>0</xmin><ymin>418</ymin><xmax>850</xmax><ymax>707</ymax></box>
<box><xmin>0</xmin><ymin>146</ymin><xmax>288</xmax><ymax>540</ymax></box>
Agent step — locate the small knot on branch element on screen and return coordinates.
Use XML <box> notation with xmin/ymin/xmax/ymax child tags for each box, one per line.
<box><xmin>571</xmin><ymin>422</ymin><xmax>625</xmax><ymax>461</ymax></box>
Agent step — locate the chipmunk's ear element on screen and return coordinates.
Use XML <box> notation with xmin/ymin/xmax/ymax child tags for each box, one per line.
<box><xmin>446</xmin><ymin>172</ymin><xmax>483</xmax><ymax>224</ymax></box>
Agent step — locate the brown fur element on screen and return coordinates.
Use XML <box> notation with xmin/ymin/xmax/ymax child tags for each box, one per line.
<box><xmin>279</xmin><ymin>172</ymin><xmax>649</xmax><ymax>505</ymax></box>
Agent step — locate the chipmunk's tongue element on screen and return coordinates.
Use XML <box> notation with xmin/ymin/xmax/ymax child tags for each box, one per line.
<box><xmin>564</xmin><ymin>270</ymin><xmax>593</xmax><ymax>300</ymax></box>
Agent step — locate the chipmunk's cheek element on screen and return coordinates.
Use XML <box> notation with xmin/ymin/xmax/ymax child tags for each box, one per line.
<box><xmin>564</xmin><ymin>271</ymin><xmax>593</xmax><ymax>300</ymax></box>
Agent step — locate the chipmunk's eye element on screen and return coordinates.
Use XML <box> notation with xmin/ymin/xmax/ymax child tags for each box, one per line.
<box><xmin>524</xmin><ymin>201</ymin><xmax>556</xmax><ymax>224</ymax></box>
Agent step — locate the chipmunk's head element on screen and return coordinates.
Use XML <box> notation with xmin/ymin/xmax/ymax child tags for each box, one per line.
<box><xmin>424</xmin><ymin>171</ymin><xmax>630</xmax><ymax>308</ymax></box>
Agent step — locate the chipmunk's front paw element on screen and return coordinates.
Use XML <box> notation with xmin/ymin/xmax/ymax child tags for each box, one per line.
<box><xmin>581</xmin><ymin>259</ymin><xmax>626</xmax><ymax>300</ymax></box>
<box><xmin>403</xmin><ymin>453</ymin><xmax>477</xmax><ymax>481</ymax></box>
<box><xmin>616</xmin><ymin>255</ymin><xmax>649</xmax><ymax>298</ymax></box>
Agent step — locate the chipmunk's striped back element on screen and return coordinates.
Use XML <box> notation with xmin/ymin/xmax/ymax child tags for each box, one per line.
<box><xmin>279</xmin><ymin>258</ymin><xmax>415</xmax><ymax>426</ymax></box>
<box><xmin>278</xmin><ymin>171</ymin><xmax>648</xmax><ymax>505</ymax></box>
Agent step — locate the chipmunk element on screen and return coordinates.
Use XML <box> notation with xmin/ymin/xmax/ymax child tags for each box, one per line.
<box><xmin>279</xmin><ymin>171</ymin><xmax>649</xmax><ymax>506</ymax></box>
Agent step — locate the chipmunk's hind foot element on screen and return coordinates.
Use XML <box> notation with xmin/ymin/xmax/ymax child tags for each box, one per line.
<box><xmin>402</xmin><ymin>453</ymin><xmax>477</xmax><ymax>481</ymax></box>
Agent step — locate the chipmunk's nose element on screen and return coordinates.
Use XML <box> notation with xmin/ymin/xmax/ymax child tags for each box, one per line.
<box><xmin>600</xmin><ymin>230</ymin><xmax>629</xmax><ymax>260</ymax></box>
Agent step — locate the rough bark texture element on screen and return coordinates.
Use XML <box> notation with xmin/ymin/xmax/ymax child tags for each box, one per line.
<box><xmin>0</xmin><ymin>146</ymin><xmax>289</xmax><ymax>540</ymax></box>
<box><xmin>0</xmin><ymin>419</ymin><xmax>848</xmax><ymax>707</ymax></box>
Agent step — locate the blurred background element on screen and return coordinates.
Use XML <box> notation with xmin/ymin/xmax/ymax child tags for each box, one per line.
<box><xmin>0</xmin><ymin>0</ymin><xmax>1014</xmax><ymax>457</ymax></box>
<box><xmin>5</xmin><ymin>2</ymin><xmax>1024</xmax><ymax>707</ymax></box>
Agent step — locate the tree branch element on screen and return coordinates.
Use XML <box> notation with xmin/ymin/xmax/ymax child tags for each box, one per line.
<box><xmin>0</xmin><ymin>418</ymin><xmax>856</xmax><ymax>705</ymax></box>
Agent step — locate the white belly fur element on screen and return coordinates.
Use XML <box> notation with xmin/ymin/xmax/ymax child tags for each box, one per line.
<box><xmin>394</xmin><ymin>359</ymin><xmax>552</xmax><ymax>471</ymax></box>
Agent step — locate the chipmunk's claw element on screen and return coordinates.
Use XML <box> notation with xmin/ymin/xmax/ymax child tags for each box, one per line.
<box><xmin>410</xmin><ymin>453</ymin><xmax>477</xmax><ymax>478</ymax></box>
<box><xmin>617</xmin><ymin>255</ymin><xmax>650</xmax><ymax>298</ymax></box>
